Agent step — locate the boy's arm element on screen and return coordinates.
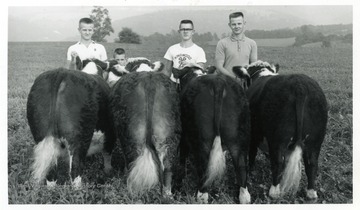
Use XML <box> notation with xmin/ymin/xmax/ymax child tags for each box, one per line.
<box><xmin>215</xmin><ymin>59</ymin><xmax>236</xmax><ymax>78</ymax></box>
<box><xmin>215</xmin><ymin>41</ymin><xmax>236</xmax><ymax>78</ymax></box>
<box><xmin>66</xmin><ymin>51</ymin><xmax>78</xmax><ymax>70</ymax></box>
<box><xmin>163</xmin><ymin>59</ymin><xmax>173</xmax><ymax>77</ymax></box>
<box><xmin>250</xmin><ymin>41</ymin><xmax>258</xmax><ymax>64</ymax></box>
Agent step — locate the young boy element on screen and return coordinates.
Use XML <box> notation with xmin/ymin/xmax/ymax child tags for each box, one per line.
<box><xmin>215</xmin><ymin>12</ymin><xmax>257</xmax><ymax>78</ymax></box>
<box><xmin>107</xmin><ymin>48</ymin><xmax>129</xmax><ymax>87</ymax></box>
<box><xmin>113</xmin><ymin>48</ymin><xmax>127</xmax><ymax>66</ymax></box>
<box><xmin>163</xmin><ymin>19</ymin><xmax>207</xmax><ymax>83</ymax></box>
<box><xmin>66</xmin><ymin>17</ymin><xmax>107</xmax><ymax>70</ymax></box>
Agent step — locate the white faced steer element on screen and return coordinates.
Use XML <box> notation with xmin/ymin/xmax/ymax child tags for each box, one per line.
<box><xmin>27</xmin><ymin>59</ymin><xmax>118</xmax><ymax>187</ymax></box>
<box><xmin>174</xmin><ymin>66</ymin><xmax>252</xmax><ymax>204</ymax></box>
<box><xmin>233</xmin><ymin>61</ymin><xmax>328</xmax><ymax>200</ymax></box>
<box><xmin>109</xmin><ymin>68</ymin><xmax>180</xmax><ymax>196</ymax></box>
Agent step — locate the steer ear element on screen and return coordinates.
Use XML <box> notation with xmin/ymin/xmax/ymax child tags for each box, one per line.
<box><xmin>152</xmin><ymin>61</ymin><xmax>164</xmax><ymax>72</ymax></box>
<box><xmin>233</xmin><ymin>66</ymin><xmax>251</xmax><ymax>90</ymax></box>
<box><xmin>108</xmin><ymin>60</ymin><xmax>119</xmax><ymax>69</ymax></box>
<box><xmin>172</xmin><ymin>67</ymin><xmax>192</xmax><ymax>79</ymax></box>
<box><xmin>206</xmin><ymin>66</ymin><xmax>217</xmax><ymax>74</ymax></box>
<box><xmin>75</xmin><ymin>56</ymin><xmax>83</xmax><ymax>70</ymax></box>
<box><xmin>233</xmin><ymin>66</ymin><xmax>250</xmax><ymax>79</ymax></box>
<box><xmin>274</xmin><ymin>64</ymin><xmax>280</xmax><ymax>73</ymax></box>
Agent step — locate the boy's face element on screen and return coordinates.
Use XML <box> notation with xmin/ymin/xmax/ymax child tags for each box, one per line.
<box><xmin>78</xmin><ymin>22</ymin><xmax>94</xmax><ymax>41</ymax></box>
<box><xmin>229</xmin><ymin>16</ymin><xmax>246</xmax><ymax>36</ymax></box>
<box><xmin>178</xmin><ymin>23</ymin><xmax>194</xmax><ymax>41</ymax></box>
<box><xmin>114</xmin><ymin>54</ymin><xmax>127</xmax><ymax>66</ymax></box>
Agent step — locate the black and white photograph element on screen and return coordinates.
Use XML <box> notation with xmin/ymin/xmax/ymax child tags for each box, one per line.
<box><xmin>2</xmin><ymin>0</ymin><xmax>357</xmax><ymax>208</ymax></box>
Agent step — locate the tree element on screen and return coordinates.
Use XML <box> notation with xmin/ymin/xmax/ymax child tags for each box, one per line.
<box><xmin>89</xmin><ymin>6</ymin><xmax>114</xmax><ymax>42</ymax></box>
<box><xmin>117</xmin><ymin>27</ymin><xmax>142</xmax><ymax>44</ymax></box>
<box><xmin>213</xmin><ymin>33</ymin><xmax>219</xmax><ymax>41</ymax></box>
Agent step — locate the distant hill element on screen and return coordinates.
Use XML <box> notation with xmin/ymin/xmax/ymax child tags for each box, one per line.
<box><xmin>293</xmin><ymin>24</ymin><xmax>352</xmax><ymax>36</ymax></box>
<box><xmin>109</xmin><ymin>8</ymin><xmax>307</xmax><ymax>42</ymax></box>
<box><xmin>8</xmin><ymin>6</ymin><xmax>353</xmax><ymax>42</ymax></box>
<box><xmin>245</xmin><ymin>24</ymin><xmax>352</xmax><ymax>39</ymax></box>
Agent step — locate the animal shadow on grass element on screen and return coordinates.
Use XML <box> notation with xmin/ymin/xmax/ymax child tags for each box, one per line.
<box><xmin>83</xmin><ymin>145</ymin><xmax>126</xmax><ymax>185</ymax></box>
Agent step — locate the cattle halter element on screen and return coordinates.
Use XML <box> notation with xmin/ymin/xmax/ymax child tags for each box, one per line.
<box><xmin>249</xmin><ymin>67</ymin><xmax>277</xmax><ymax>78</ymax></box>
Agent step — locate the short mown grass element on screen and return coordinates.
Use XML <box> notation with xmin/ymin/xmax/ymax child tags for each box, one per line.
<box><xmin>8</xmin><ymin>42</ymin><xmax>352</xmax><ymax>204</ymax></box>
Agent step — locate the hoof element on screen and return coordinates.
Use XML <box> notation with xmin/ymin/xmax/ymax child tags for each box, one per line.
<box><xmin>269</xmin><ymin>184</ymin><xmax>281</xmax><ymax>199</ymax></box>
<box><xmin>164</xmin><ymin>187</ymin><xmax>173</xmax><ymax>197</ymax></box>
<box><xmin>306</xmin><ymin>189</ymin><xmax>318</xmax><ymax>200</ymax></box>
<box><xmin>239</xmin><ymin>187</ymin><xmax>251</xmax><ymax>204</ymax></box>
<box><xmin>163</xmin><ymin>188</ymin><xmax>174</xmax><ymax>201</ymax></box>
<box><xmin>196</xmin><ymin>191</ymin><xmax>209</xmax><ymax>204</ymax></box>
<box><xmin>46</xmin><ymin>180</ymin><xmax>57</xmax><ymax>189</ymax></box>
<box><xmin>72</xmin><ymin>176</ymin><xmax>82</xmax><ymax>190</ymax></box>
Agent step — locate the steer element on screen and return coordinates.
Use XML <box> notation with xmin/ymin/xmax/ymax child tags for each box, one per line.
<box><xmin>109</xmin><ymin>69</ymin><xmax>180</xmax><ymax>196</ymax></box>
<box><xmin>233</xmin><ymin>60</ymin><xmax>328</xmax><ymax>200</ymax></box>
<box><xmin>174</xmin><ymin>66</ymin><xmax>251</xmax><ymax>204</ymax></box>
<box><xmin>27</xmin><ymin>59</ymin><xmax>117</xmax><ymax>187</ymax></box>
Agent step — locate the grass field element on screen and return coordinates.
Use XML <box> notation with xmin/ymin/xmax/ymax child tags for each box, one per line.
<box><xmin>254</xmin><ymin>37</ymin><xmax>296</xmax><ymax>47</ymax></box>
<box><xmin>7</xmin><ymin>41</ymin><xmax>352</xmax><ymax>204</ymax></box>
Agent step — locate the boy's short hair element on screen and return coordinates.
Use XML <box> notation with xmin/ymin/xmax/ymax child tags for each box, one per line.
<box><xmin>79</xmin><ymin>17</ymin><xmax>94</xmax><ymax>25</ymax></box>
<box><xmin>179</xmin><ymin>19</ymin><xmax>194</xmax><ymax>29</ymax></box>
<box><xmin>114</xmin><ymin>48</ymin><xmax>125</xmax><ymax>55</ymax></box>
<box><xmin>229</xmin><ymin>12</ymin><xmax>244</xmax><ymax>20</ymax></box>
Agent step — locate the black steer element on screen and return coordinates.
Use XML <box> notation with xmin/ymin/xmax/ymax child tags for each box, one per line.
<box><xmin>174</xmin><ymin>66</ymin><xmax>251</xmax><ymax>204</ymax></box>
<box><xmin>233</xmin><ymin>60</ymin><xmax>328</xmax><ymax>200</ymax></box>
<box><xmin>109</xmin><ymin>70</ymin><xmax>180</xmax><ymax>196</ymax></box>
<box><xmin>27</xmin><ymin>60</ymin><xmax>117</xmax><ymax>187</ymax></box>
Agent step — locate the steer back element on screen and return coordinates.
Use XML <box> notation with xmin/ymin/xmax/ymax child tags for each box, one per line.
<box><xmin>109</xmin><ymin>71</ymin><xmax>180</xmax><ymax>195</ymax></box>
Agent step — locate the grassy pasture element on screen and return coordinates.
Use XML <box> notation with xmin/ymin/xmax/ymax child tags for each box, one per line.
<box><xmin>7</xmin><ymin>41</ymin><xmax>352</xmax><ymax>204</ymax></box>
<box><xmin>254</xmin><ymin>37</ymin><xmax>296</xmax><ymax>47</ymax></box>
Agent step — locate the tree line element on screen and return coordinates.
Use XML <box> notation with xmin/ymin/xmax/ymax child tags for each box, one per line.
<box><xmin>90</xmin><ymin>6</ymin><xmax>352</xmax><ymax>47</ymax></box>
<box><xmin>292</xmin><ymin>25</ymin><xmax>352</xmax><ymax>47</ymax></box>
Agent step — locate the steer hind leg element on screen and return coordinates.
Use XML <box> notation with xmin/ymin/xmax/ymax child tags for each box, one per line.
<box><xmin>303</xmin><ymin>145</ymin><xmax>321</xmax><ymax>200</ymax></box>
<box><xmin>193</xmin><ymin>138</ymin><xmax>213</xmax><ymax>204</ymax></box>
<box><xmin>268</xmin><ymin>143</ymin><xmax>283</xmax><ymax>199</ymax></box>
<box><xmin>175</xmin><ymin>135</ymin><xmax>189</xmax><ymax>188</ymax></box>
<box><xmin>249</xmin><ymin>131</ymin><xmax>262</xmax><ymax>171</ymax></box>
<box><xmin>162</xmin><ymin>141</ymin><xmax>178</xmax><ymax>198</ymax></box>
<box><xmin>102</xmin><ymin>129</ymin><xmax>116</xmax><ymax>175</ymax></box>
<box><xmin>228</xmin><ymin>144</ymin><xmax>251</xmax><ymax>204</ymax></box>
<box><xmin>69</xmin><ymin>139</ymin><xmax>89</xmax><ymax>189</ymax></box>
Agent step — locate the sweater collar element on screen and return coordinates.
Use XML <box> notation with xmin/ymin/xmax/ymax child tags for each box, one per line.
<box><xmin>230</xmin><ymin>33</ymin><xmax>245</xmax><ymax>42</ymax></box>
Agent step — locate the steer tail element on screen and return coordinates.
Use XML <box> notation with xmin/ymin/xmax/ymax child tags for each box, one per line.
<box><xmin>127</xmin><ymin>76</ymin><xmax>163</xmax><ymax>194</ymax></box>
<box><xmin>32</xmin><ymin>74</ymin><xmax>67</xmax><ymax>183</ymax></box>
<box><xmin>204</xmin><ymin>83</ymin><xmax>226</xmax><ymax>186</ymax></box>
<box><xmin>280</xmin><ymin>94</ymin><xmax>308</xmax><ymax>195</ymax></box>
<box><xmin>32</xmin><ymin>136</ymin><xmax>62</xmax><ymax>183</ymax></box>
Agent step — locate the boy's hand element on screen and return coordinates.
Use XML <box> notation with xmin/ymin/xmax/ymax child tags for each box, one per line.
<box><xmin>70</xmin><ymin>51</ymin><xmax>79</xmax><ymax>63</ymax></box>
<box><xmin>114</xmin><ymin>65</ymin><xmax>129</xmax><ymax>74</ymax></box>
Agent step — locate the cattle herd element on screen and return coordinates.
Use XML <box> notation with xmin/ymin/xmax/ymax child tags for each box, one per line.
<box><xmin>26</xmin><ymin>58</ymin><xmax>328</xmax><ymax>204</ymax></box>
